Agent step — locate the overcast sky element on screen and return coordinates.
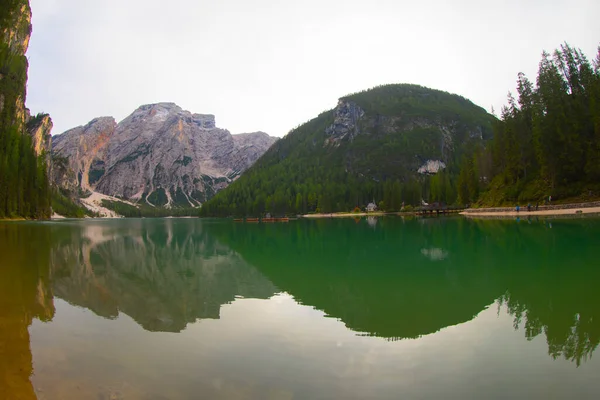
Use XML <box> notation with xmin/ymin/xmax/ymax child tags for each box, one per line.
<box><xmin>27</xmin><ymin>0</ymin><xmax>599</xmax><ymax>137</ymax></box>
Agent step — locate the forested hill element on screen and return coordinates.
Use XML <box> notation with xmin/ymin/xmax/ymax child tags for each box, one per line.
<box><xmin>200</xmin><ymin>84</ymin><xmax>495</xmax><ymax>217</ymax></box>
<box><xmin>457</xmin><ymin>44</ymin><xmax>600</xmax><ymax>206</ymax></box>
<box><xmin>0</xmin><ymin>0</ymin><xmax>51</xmax><ymax>219</ymax></box>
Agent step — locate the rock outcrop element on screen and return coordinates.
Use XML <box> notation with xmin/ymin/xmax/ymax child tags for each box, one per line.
<box><xmin>1</xmin><ymin>0</ymin><xmax>54</xmax><ymax>159</ymax></box>
<box><xmin>52</xmin><ymin>117</ymin><xmax>117</xmax><ymax>191</ymax></box>
<box><xmin>230</xmin><ymin>131</ymin><xmax>278</xmax><ymax>175</ymax></box>
<box><xmin>0</xmin><ymin>1</ymin><xmax>32</xmax><ymax>55</ymax></box>
<box><xmin>0</xmin><ymin>1</ymin><xmax>54</xmax><ymax>219</ymax></box>
<box><xmin>25</xmin><ymin>112</ymin><xmax>52</xmax><ymax>157</ymax></box>
<box><xmin>325</xmin><ymin>100</ymin><xmax>365</xmax><ymax>145</ymax></box>
<box><xmin>0</xmin><ymin>0</ymin><xmax>32</xmax><ymax>131</ymax></box>
<box><xmin>418</xmin><ymin>159</ymin><xmax>446</xmax><ymax>175</ymax></box>
<box><xmin>52</xmin><ymin>103</ymin><xmax>278</xmax><ymax>206</ymax></box>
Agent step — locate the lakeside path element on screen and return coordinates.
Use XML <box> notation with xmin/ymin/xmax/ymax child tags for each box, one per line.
<box><xmin>462</xmin><ymin>202</ymin><xmax>600</xmax><ymax>217</ymax></box>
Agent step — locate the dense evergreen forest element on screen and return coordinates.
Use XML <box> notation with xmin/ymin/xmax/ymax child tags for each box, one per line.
<box><xmin>0</xmin><ymin>0</ymin><xmax>51</xmax><ymax>219</ymax></box>
<box><xmin>101</xmin><ymin>200</ymin><xmax>198</xmax><ymax>218</ymax></box>
<box><xmin>0</xmin><ymin>123</ymin><xmax>51</xmax><ymax>219</ymax></box>
<box><xmin>200</xmin><ymin>85</ymin><xmax>493</xmax><ymax>217</ymax></box>
<box><xmin>458</xmin><ymin>44</ymin><xmax>600</xmax><ymax>206</ymax></box>
<box><xmin>49</xmin><ymin>188</ymin><xmax>93</xmax><ymax>218</ymax></box>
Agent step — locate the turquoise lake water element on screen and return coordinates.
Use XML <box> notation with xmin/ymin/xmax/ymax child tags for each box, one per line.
<box><xmin>1</xmin><ymin>216</ymin><xmax>599</xmax><ymax>399</ymax></box>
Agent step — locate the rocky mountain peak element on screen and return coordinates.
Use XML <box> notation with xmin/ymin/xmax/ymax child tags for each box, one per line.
<box><xmin>137</xmin><ymin>102</ymin><xmax>179</xmax><ymax>111</ymax></box>
<box><xmin>53</xmin><ymin>103</ymin><xmax>278</xmax><ymax>207</ymax></box>
<box><xmin>125</xmin><ymin>103</ymin><xmax>182</xmax><ymax>125</ymax></box>
<box><xmin>233</xmin><ymin>131</ymin><xmax>275</xmax><ymax>148</ymax></box>
<box><xmin>121</xmin><ymin>104</ymin><xmax>217</xmax><ymax>133</ymax></box>
<box><xmin>84</xmin><ymin>116</ymin><xmax>117</xmax><ymax>131</ymax></box>
<box><xmin>192</xmin><ymin>114</ymin><xmax>216</xmax><ymax>129</ymax></box>
<box><xmin>234</xmin><ymin>131</ymin><xmax>270</xmax><ymax>138</ymax></box>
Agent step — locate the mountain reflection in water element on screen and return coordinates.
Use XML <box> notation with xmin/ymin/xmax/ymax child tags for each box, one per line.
<box><xmin>49</xmin><ymin>219</ymin><xmax>277</xmax><ymax>332</ymax></box>
<box><xmin>1</xmin><ymin>216</ymin><xmax>599</xmax><ymax>399</ymax></box>
<box><xmin>209</xmin><ymin>217</ymin><xmax>600</xmax><ymax>364</ymax></box>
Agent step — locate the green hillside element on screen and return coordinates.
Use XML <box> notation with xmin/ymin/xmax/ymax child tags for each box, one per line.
<box><xmin>200</xmin><ymin>84</ymin><xmax>494</xmax><ymax>217</ymax></box>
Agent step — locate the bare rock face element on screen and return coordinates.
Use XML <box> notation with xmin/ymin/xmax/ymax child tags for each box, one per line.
<box><xmin>192</xmin><ymin>113</ymin><xmax>216</xmax><ymax>129</ymax></box>
<box><xmin>25</xmin><ymin>112</ymin><xmax>53</xmax><ymax>158</ymax></box>
<box><xmin>325</xmin><ymin>100</ymin><xmax>365</xmax><ymax>146</ymax></box>
<box><xmin>418</xmin><ymin>160</ymin><xmax>447</xmax><ymax>175</ymax></box>
<box><xmin>52</xmin><ymin>116</ymin><xmax>117</xmax><ymax>191</ymax></box>
<box><xmin>52</xmin><ymin>103</ymin><xmax>277</xmax><ymax>206</ymax></box>
<box><xmin>230</xmin><ymin>131</ymin><xmax>278</xmax><ymax>176</ymax></box>
<box><xmin>1</xmin><ymin>1</ymin><xmax>32</xmax><ymax>55</ymax></box>
<box><xmin>0</xmin><ymin>0</ymin><xmax>32</xmax><ymax>132</ymax></box>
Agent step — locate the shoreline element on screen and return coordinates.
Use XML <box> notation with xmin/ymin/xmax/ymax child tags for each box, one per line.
<box><xmin>462</xmin><ymin>206</ymin><xmax>600</xmax><ymax>218</ymax></box>
<box><xmin>9</xmin><ymin>203</ymin><xmax>600</xmax><ymax>221</ymax></box>
<box><xmin>302</xmin><ymin>212</ymin><xmax>387</xmax><ymax>218</ymax></box>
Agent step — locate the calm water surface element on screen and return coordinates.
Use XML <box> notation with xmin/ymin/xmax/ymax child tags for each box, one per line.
<box><xmin>1</xmin><ymin>216</ymin><xmax>599</xmax><ymax>399</ymax></box>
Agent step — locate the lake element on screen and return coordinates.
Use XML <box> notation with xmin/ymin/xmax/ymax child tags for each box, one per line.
<box><xmin>1</xmin><ymin>216</ymin><xmax>599</xmax><ymax>399</ymax></box>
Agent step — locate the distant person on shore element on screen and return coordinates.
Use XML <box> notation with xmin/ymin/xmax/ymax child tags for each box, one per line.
<box><xmin>527</xmin><ymin>203</ymin><xmax>531</xmax><ymax>212</ymax></box>
<box><xmin>516</xmin><ymin>205</ymin><xmax>520</xmax><ymax>212</ymax></box>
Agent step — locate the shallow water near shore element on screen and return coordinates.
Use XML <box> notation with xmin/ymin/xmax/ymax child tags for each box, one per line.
<box><xmin>1</xmin><ymin>216</ymin><xmax>600</xmax><ymax>399</ymax></box>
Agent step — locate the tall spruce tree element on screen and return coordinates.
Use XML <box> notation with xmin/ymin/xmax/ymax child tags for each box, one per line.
<box><xmin>464</xmin><ymin>43</ymin><xmax>600</xmax><ymax>205</ymax></box>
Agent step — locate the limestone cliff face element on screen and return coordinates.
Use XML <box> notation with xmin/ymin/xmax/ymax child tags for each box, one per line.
<box><xmin>0</xmin><ymin>2</ymin><xmax>32</xmax><ymax>55</ymax></box>
<box><xmin>324</xmin><ymin>100</ymin><xmax>365</xmax><ymax>145</ymax></box>
<box><xmin>0</xmin><ymin>0</ymin><xmax>32</xmax><ymax>131</ymax></box>
<box><xmin>25</xmin><ymin>112</ymin><xmax>53</xmax><ymax>157</ymax></box>
<box><xmin>52</xmin><ymin>117</ymin><xmax>117</xmax><ymax>191</ymax></box>
<box><xmin>1</xmin><ymin>1</ymin><xmax>54</xmax><ymax>154</ymax></box>
<box><xmin>230</xmin><ymin>131</ymin><xmax>278</xmax><ymax>176</ymax></box>
<box><xmin>1</xmin><ymin>1</ymin><xmax>52</xmax><ymax>151</ymax></box>
<box><xmin>52</xmin><ymin>103</ymin><xmax>278</xmax><ymax>206</ymax></box>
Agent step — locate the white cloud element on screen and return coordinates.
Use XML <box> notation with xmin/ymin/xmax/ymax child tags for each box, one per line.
<box><xmin>26</xmin><ymin>0</ymin><xmax>600</xmax><ymax>137</ymax></box>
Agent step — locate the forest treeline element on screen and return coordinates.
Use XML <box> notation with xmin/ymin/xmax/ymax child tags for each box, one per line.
<box><xmin>0</xmin><ymin>123</ymin><xmax>51</xmax><ymax>219</ymax></box>
<box><xmin>458</xmin><ymin>44</ymin><xmax>600</xmax><ymax>206</ymax></box>
<box><xmin>101</xmin><ymin>200</ymin><xmax>198</xmax><ymax>218</ymax></box>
